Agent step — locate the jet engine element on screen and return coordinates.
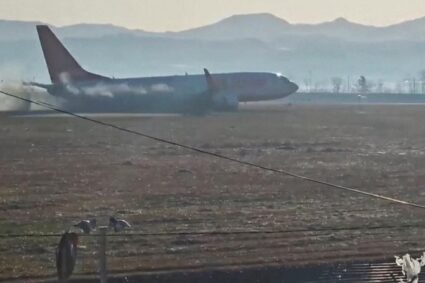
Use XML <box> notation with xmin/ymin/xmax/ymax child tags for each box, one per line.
<box><xmin>212</xmin><ymin>91</ymin><xmax>239</xmax><ymax>111</ymax></box>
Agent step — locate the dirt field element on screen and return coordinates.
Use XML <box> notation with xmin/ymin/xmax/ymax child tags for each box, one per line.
<box><xmin>1</xmin><ymin>104</ymin><xmax>425</xmax><ymax>281</ymax></box>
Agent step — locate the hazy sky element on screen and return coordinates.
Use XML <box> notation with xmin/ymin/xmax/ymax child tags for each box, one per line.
<box><xmin>1</xmin><ymin>0</ymin><xmax>424</xmax><ymax>31</ymax></box>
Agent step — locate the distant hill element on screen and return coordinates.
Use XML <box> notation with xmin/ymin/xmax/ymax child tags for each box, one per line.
<box><xmin>172</xmin><ymin>13</ymin><xmax>425</xmax><ymax>42</ymax></box>
<box><xmin>383</xmin><ymin>16</ymin><xmax>425</xmax><ymax>40</ymax></box>
<box><xmin>58</xmin><ymin>23</ymin><xmax>155</xmax><ymax>39</ymax></box>
<box><xmin>0</xmin><ymin>21</ymin><xmax>157</xmax><ymax>41</ymax></box>
<box><xmin>0</xmin><ymin>13</ymin><xmax>424</xmax><ymax>85</ymax></box>
<box><xmin>2</xmin><ymin>13</ymin><xmax>425</xmax><ymax>42</ymax></box>
<box><xmin>174</xmin><ymin>13</ymin><xmax>291</xmax><ymax>41</ymax></box>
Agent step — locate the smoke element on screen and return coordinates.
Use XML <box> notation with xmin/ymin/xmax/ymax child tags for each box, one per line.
<box><xmin>0</xmin><ymin>64</ymin><xmax>54</xmax><ymax>111</ymax></box>
<box><xmin>27</xmin><ymin>85</ymin><xmax>63</xmax><ymax>111</ymax></box>
<box><xmin>80</xmin><ymin>82</ymin><xmax>174</xmax><ymax>97</ymax></box>
<box><xmin>58</xmin><ymin>72</ymin><xmax>72</xmax><ymax>85</ymax></box>
<box><xmin>57</xmin><ymin>73</ymin><xmax>79</xmax><ymax>95</ymax></box>
<box><xmin>151</xmin><ymin>83</ymin><xmax>174</xmax><ymax>93</ymax></box>
<box><xmin>0</xmin><ymin>82</ymin><xmax>61</xmax><ymax>112</ymax></box>
<box><xmin>0</xmin><ymin>82</ymin><xmax>31</xmax><ymax>111</ymax></box>
<box><xmin>81</xmin><ymin>83</ymin><xmax>148</xmax><ymax>97</ymax></box>
<box><xmin>58</xmin><ymin>74</ymin><xmax>174</xmax><ymax>98</ymax></box>
<box><xmin>0</xmin><ymin>65</ymin><xmax>29</xmax><ymax>111</ymax></box>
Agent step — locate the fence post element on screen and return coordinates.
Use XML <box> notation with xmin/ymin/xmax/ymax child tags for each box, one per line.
<box><xmin>99</xmin><ymin>226</ymin><xmax>108</xmax><ymax>283</ymax></box>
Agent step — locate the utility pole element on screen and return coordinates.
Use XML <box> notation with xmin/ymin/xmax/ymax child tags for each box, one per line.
<box><xmin>99</xmin><ymin>227</ymin><xmax>108</xmax><ymax>283</ymax></box>
<box><xmin>347</xmin><ymin>76</ymin><xmax>351</xmax><ymax>93</ymax></box>
<box><xmin>413</xmin><ymin>78</ymin><xmax>417</xmax><ymax>94</ymax></box>
<box><xmin>308</xmin><ymin>70</ymin><xmax>313</xmax><ymax>93</ymax></box>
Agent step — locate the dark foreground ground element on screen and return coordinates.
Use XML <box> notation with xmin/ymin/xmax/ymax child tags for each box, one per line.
<box><xmin>1</xmin><ymin>104</ymin><xmax>425</xmax><ymax>282</ymax></box>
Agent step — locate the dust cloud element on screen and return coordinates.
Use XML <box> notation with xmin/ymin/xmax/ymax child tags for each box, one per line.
<box><xmin>0</xmin><ymin>82</ymin><xmax>60</xmax><ymax>112</ymax></box>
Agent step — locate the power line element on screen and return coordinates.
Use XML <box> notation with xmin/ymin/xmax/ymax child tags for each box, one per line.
<box><xmin>1</xmin><ymin>89</ymin><xmax>425</xmax><ymax>210</ymax></box>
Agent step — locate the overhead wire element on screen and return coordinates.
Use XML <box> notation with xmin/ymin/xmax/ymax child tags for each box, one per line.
<box><xmin>1</xmin><ymin>89</ymin><xmax>425</xmax><ymax>211</ymax></box>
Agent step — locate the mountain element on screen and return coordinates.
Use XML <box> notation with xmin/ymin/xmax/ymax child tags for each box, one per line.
<box><xmin>175</xmin><ymin>13</ymin><xmax>291</xmax><ymax>41</ymax></box>
<box><xmin>175</xmin><ymin>14</ymin><xmax>370</xmax><ymax>41</ymax></box>
<box><xmin>383</xmin><ymin>16</ymin><xmax>425</xmax><ymax>40</ymax></box>
<box><xmin>0</xmin><ymin>13</ymin><xmax>425</xmax><ymax>85</ymax></box>
<box><xmin>1</xmin><ymin>13</ymin><xmax>425</xmax><ymax>42</ymax></box>
<box><xmin>0</xmin><ymin>21</ymin><xmax>158</xmax><ymax>42</ymax></box>
<box><xmin>291</xmin><ymin>18</ymin><xmax>382</xmax><ymax>42</ymax></box>
<box><xmin>1</xmin><ymin>32</ymin><xmax>424</xmax><ymax>83</ymax></box>
<box><xmin>177</xmin><ymin>14</ymin><xmax>425</xmax><ymax>42</ymax></box>
<box><xmin>58</xmin><ymin>23</ymin><xmax>154</xmax><ymax>38</ymax></box>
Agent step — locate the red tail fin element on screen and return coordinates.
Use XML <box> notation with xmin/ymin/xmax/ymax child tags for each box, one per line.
<box><xmin>36</xmin><ymin>25</ymin><xmax>109</xmax><ymax>84</ymax></box>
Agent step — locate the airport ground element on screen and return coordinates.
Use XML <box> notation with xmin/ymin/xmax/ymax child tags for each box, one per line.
<box><xmin>1</xmin><ymin>104</ymin><xmax>425</xmax><ymax>282</ymax></box>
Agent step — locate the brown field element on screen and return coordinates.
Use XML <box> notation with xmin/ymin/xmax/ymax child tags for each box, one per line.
<box><xmin>1</xmin><ymin>104</ymin><xmax>425</xmax><ymax>282</ymax></box>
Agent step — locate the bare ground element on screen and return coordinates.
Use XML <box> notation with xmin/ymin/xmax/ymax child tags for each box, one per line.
<box><xmin>1</xmin><ymin>104</ymin><xmax>425</xmax><ymax>281</ymax></box>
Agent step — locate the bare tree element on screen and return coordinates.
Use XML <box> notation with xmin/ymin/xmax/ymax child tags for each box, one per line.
<box><xmin>357</xmin><ymin>76</ymin><xmax>369</xmax><ymax>93</ymax></box>
<box><xmin>420</xmin><ymin>70</ymin><xmax>425</xmax><ymax>94</ymax></box>
<box><xmin>331</xmin><ymin>77</ymin><xmax>343</xmax><ymax>93</ymax></box>
<box><xmin>404</xmin><ymin>77</ymin><xmax>417</xmax><ymax>94</ymax></box>
<box><xmin>376</xmin><ymin>80</ymin><xmax>384</xmax><ymax>93</ymax></box>
<box><xmin>396</xmin><ymin>82</ymin><xmax>403</xmax><ymax>93</ymax></box>
<box><xmin>303</xmin><ymin>78</ymin><xmax>311</xmax><ymax>93</ymax></box>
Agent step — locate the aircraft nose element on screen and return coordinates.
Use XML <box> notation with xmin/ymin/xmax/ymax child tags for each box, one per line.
<box><xmin>289</xmin><ymin>82</ymin><xmax>299</xmax><ymax>93</ymax></box>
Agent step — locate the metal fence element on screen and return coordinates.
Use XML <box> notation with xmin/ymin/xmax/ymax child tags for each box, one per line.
<box><xmin>1</xmin><ymin>224</ymin><xmax>425</xmax><ymax>282</ymax></box>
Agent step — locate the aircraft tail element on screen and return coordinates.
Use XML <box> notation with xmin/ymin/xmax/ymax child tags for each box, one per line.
<box><xmin>36</xmin><ymin>25</ymin><xmax>109</xmax><ymax>85</ymax></box>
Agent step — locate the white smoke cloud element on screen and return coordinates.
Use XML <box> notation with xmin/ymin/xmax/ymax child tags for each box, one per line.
<box><xmin>81</xmin><ymin>83</ymin><xmax>148</xmax><ymax>97</ymax></box>
<box><xmin>151</xmin><ymin>83</ymin><xmax>174</xmax><ymax>93</ymax></box>
<box><xmin>0</xmin><ymin>81</ymin><xmax>63</xmax><ymax>112</ymax></box>
<box><xmin>0</xmin><ymin>82</ymin><xmax>31</xmax><ymax>111</ymax></box>
<box><xmin>58</xmin><ymin>72</ymin><xmax>72</xmax><ymax>85</ymax></box>
<box><xmin>26</xmin><ymin>85</ymin><xmax>64</xmax><ymax>111</ymax></box>
<box><xmin>56</xmin><ymin>72</ymin><xmax>176</xmax><ymax>97</ymax></box>
<box><xmin>82</xmin><ymin>84</ymin><xmax>113</xmax><ymax>97</ymax></box>
<box><xmin>58</xmin><ymin>73</ymin><xmax>81</xmax><ymax>95</ymax></box>
<box><xmin>62</xmin><ymin>81</ymin><xmax>171</xmax><ymax>97</ymax></box>
<box><xmin>0</xmin><ymin>64</ymin><xmax>59</xmax><ymax>111</ymax></box>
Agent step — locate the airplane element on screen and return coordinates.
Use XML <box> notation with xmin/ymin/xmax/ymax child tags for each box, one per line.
<box><xmin>29</xmin><ymin>25</ymin><xmax>298</xmax><ymax>114</ymax></box>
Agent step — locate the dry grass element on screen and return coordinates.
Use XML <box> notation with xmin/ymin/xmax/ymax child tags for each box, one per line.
<box><xmin>1</xmin><ymin>104</ymin><xmax>425</xmax><ymax>281</ymax></box>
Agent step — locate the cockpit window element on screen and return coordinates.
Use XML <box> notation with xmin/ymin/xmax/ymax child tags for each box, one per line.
<box><xmin>276</xmin><ymin>73</ymin><xmax>289</xmax><ymax>83</ymax></box>
<box><xmin>276</xmin><ymin>73</ymin><xmax>290</xmax><ymax>83</ymax></box>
